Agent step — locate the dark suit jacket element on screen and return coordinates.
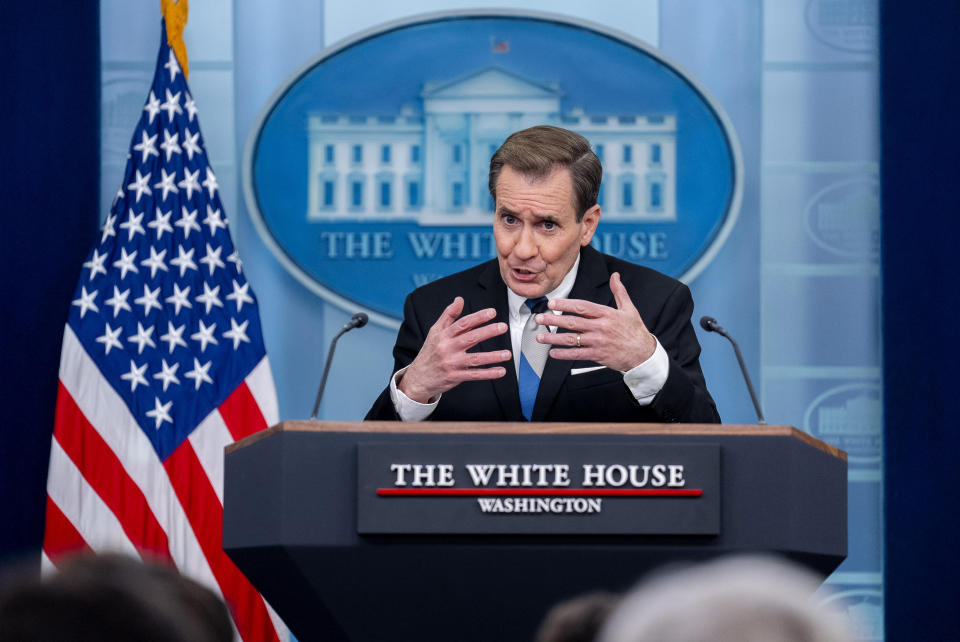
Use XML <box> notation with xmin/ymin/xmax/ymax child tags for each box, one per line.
<box><xmin>366</xmin><ymin>245</ymin><xmax>720</xmax><ymax>423</ymax></box>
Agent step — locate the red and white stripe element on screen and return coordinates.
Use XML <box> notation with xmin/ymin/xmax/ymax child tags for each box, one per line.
<box><xmin>43</xmin><ymin>326</ymin><xmax>287</xmax><ymax>642</ymax></box>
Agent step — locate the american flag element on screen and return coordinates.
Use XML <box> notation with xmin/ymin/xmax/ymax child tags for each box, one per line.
<box><xmin>491</xmin><ymin>38</ymin><xmax>509</xmax><ymax>53</ymax></box>
<box><xmin>43</xmin><ymin>22</ymin><xmax>287</xmax><ymax>642</ymax></box>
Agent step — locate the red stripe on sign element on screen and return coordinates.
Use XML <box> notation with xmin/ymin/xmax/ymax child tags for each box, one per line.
<box><xmin>53</xmin><ymin>383</ymin><xmax>172</xmax><ymax>562</ymax></box>
<box><xmin>164</xmin><ymin>437</ymin><xmax>279</xmax><ymax>642</ymax></box>
<box><xmin>218</xmin><ymin>381</ymin><xmax>268</xmax><ymax>441</ymax></box>
<box><xmin>42</xmin><ymin>495</ymin><xmax>91</xmax><ymax>563</ymax></box>
<box><xmin>377</xmin><ymin>488</ymin><xmax>703</xmax><ymax>497</ymax></box>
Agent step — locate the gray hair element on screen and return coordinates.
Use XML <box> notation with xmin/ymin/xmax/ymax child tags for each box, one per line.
<box><xmin>598</xmin><ymin>556</ymin><xmax>854</xmax><ymax>642</ymax></box>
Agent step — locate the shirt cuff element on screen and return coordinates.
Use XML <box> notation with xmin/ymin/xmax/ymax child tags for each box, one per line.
<box><xmin>622</xmin><ymin>338</ymin><xmax>669</xmax><ymax>406</ymax></box>
<box><xmin>390</xmin><ymin>366</ymin><xmax>439</xmax><ymax>421</ymax></box>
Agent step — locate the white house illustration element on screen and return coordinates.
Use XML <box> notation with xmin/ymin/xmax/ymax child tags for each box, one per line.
<box><xmin>307</xmin><ymin>67</ymin><xmax>676</xmax><ymax>224</ymax></box>
<box><xmin>817</xmin><ymin>394</ymin><xmax>881</xmax><ymax>436</ymax></box>
<box><xmin>814</xmin><ymin>187</ymin><xmax>880</xmax><ymax>253</ymax></box>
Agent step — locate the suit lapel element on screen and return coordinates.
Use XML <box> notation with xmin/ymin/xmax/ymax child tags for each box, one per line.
<box><xmin>532</xmin><ymin>246</ymin><xmax>613</xmax><ymax>421</ymax></box>
<box><xmin>474</xmin><ymin>261</ymin><xmax>525</xmax><ymax>420</ymax></box>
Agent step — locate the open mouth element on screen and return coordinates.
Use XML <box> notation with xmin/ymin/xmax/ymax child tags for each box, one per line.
<box><xmin>511</xmin><ymin>267</ymin><xmax>539</xmax><ymax>281</ymax></box>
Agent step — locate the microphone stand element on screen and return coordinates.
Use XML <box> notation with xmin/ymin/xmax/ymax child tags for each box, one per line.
<box><xmin>700</xmin><ymin>316</ymin><xmax>766</xmax><ymax>424</ymax></box>
<box><xmin>310</xmin><ymin>313</ymin><xmax>368</xmax><ymax>419</ymax></box>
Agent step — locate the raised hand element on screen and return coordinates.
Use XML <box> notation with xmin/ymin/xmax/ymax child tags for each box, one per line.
<box><xmin>398</xmin><ymin>296</ymin><xmax>512</xmax><ymax>403</ymax></box>
<box><xmin>535</xmin><ymin>272</ymin><xmax>656</xmax><ymax>372</ymax></box>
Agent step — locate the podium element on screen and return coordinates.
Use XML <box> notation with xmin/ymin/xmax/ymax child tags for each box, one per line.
<box><xmin>223</xmin><ymin>422</ymin><xmax>846</xmax><ymax>641</ymax></box>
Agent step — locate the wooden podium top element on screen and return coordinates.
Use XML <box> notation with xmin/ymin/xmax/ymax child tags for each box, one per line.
<box><xmin>228</xmin><ymin>421</ymin><xmax>846</xmax><ymax>460</ymax></box>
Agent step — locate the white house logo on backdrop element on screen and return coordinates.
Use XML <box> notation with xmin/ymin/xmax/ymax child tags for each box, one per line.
<box><xmin>244</xmin><ymin>12</ymin><xmax>741</xmax><ymax>326</ymax></box>
<box><xmin>819</xmin><ymin>589</ymin><xmax>883</xmax><ymax>641</ymax></box>
<box><xmin>805</xmin><ymin>0</ymin><xmax>878</xmax><ymax>53</ymax></box>
<box><xmin>804</xmin><ymin>177</ymin><xmax>879</xmax><ymax>259</ymax></box>
<box><xmin>306</xmin><ymin>67</ymin><xmax>676</xmax><ymax>226</ymax></box>
<box><xmin>803</xmin><ymin>382</ymin><xmax>881</xmax><ymax>467</ymax></box>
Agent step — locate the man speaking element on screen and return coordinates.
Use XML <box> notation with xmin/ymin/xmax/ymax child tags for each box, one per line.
<box><xmin>366</xmin><ymin>126</ymin><xmax>719</xmax><ymax>423</ymax></box>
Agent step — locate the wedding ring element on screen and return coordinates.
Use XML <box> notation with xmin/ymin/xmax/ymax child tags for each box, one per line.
<box><xmin>576</xmin><ymin>334</ymin><xmax>582</xmax><ymax>348</ymax></box>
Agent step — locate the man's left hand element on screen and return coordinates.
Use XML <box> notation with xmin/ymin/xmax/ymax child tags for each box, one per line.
<box><xmin>534</xmin><ymin>272</ymin><xmax>657</xmax><ymax>372</ymax></box>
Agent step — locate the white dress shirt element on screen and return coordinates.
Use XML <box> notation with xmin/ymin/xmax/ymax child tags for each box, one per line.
<box><xmin>390</xmin><ymin>256</ymin><xmax>669</xmax><ymax>421</ymax></box>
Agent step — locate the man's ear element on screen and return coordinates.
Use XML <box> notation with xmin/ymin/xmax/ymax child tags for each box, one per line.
<box><xmin>579</xmin><ymin>205</ymin><xmax>601</xmax><ymax>246</ymax></box>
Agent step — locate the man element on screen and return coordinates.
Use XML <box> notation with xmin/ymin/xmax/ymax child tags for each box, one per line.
<box><xmin>366</xmin><ymin>126</ymin><xmax>719</xmax><ymax>423</ymax></box>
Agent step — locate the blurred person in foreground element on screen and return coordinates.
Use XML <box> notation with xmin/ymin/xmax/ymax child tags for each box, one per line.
<box><xmin>536</xmin><ymin>590</ymin><xmax>620</xmax><ymax>642</ymax></box>
<box><xmin>0</xmin><ymin>553</ymin><xmax>232</xmax><ymax>642</ymax></box>
<box><xmin>598</xmin><ymin>555</ymin><xmax>854</xmax><ymax>642</ymax></box>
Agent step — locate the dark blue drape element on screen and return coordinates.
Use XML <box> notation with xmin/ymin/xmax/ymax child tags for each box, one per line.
<box><xmin>881</xmin><ymin>1</ymin><xmax>960</xmax><ymax>638</ymax></box>
<box><xmin>0</xmin><ymin>2</ymin><xmax>100</xmax><ymax>565</ymax></box>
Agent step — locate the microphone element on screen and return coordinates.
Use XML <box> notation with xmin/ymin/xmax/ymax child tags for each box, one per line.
<box><xmin>699</xmin><ymin>316</ymin><xmax>766</xmax><ymax>424</ymax></box>
<box><xmin>310</xmin><ymin>313</ymin><xmax>369</xmax><ymax>419</ymax></box>
<box><xmin>343</xmin><ymin>312</ymin><xmax>369</xmax><ymax>331</ymax></box>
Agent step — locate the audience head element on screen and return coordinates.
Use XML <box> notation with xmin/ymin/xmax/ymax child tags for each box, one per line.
<box><xmin>598</xmin><ymin>555</ymin><xmax>854</xmax><ymax>642</ymax></box>
<box><xmin>0</xmin><ymin>552</ymin><xmax>233</xmax><ymax>642</ymax></box>
<box><xmin>536</xmin><ymin>591</ymin><xmax>620</xmax><ymax>642</ymax></box>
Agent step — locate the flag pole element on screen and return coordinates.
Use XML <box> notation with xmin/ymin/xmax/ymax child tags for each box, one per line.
<box><xmin>160</xmin><ymin>0</ymin><xmax>190</xmax><ymax>80</ymax></box>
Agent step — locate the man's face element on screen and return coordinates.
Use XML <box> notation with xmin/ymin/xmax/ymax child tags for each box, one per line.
<box><xmin>493</xmin><ymin>165</ymin><xmax>600</xmax><ymax>299</ymax></box>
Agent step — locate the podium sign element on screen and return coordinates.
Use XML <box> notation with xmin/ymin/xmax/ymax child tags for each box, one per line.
<box><xmin>357</xmin><ymin>442</ymin><xmax>720</xmax><ymax>534</ymax></box>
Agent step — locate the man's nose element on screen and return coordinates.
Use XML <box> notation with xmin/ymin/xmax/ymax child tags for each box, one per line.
<box><xmin>514</xmin><ymin>227</ymin><xmax>537</xmax><ymax>259</ymax></box>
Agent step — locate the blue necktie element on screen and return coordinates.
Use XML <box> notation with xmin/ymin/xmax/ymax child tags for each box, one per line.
<box><xmin>518</xmin><ymin>297</ymin><xmax>550</xmax><ymax>420</ymax></box>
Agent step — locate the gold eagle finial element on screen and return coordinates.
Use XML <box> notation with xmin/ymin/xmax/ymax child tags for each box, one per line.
<box><xmin>160</xmin><ymin>0</ymin><xmax>189</xmax><ymax>79</ymax></box>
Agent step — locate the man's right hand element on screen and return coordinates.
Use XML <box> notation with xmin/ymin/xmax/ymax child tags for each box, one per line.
<box><xmin>397</xmin><ymin>296</ymin><xmax>511</xmax><ymax>404</ymax></box>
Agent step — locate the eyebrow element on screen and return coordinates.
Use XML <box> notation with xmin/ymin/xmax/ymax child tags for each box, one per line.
<box><xmin>496</xmin><ymin>207</ymin><xmax>560</xmax><ymax>224</ymax></box>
